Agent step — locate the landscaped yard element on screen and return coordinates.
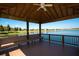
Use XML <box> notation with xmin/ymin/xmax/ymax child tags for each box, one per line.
<box><xmin>0</xmin><ymin>30</ymin><xmax>27</xmax><ymax>38</ymax></box>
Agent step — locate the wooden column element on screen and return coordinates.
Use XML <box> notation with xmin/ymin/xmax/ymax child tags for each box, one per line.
<box><xmin>27</xmin><ymin>21</ymin><xmax>29</xmax><ymax>45</ymax></box>
<box><xmin>49</xmin><ymin>34</ymin><xmax>50</xmax><ymax>43</ymax></box>
<box><xmin>62</xmin><ymin>35</ymin><xmax>64</xmax><ymax>47</ymax></box>
<box><xmin>39</xmin><ymin>23</ymin><xmax>42</xmax><ymax>42</ymax></box>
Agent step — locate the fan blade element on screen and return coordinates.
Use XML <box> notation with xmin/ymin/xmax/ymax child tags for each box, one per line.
<box><xmin>43</xmin><ymin>7</ymin><xmax>47</xmax><ymax>11</ymax></box>
<box><xmin>45</xmin><ymin>4</ymin><xmax>52</xmax><ymax>7</ymax></box>
<box><xmin>37</xmin><ymin>7</ymin><xmax>41</xmax><ymax>11</ymax></box>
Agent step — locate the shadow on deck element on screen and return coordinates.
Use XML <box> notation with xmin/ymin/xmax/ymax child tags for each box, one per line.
<box><xmin>19</xmin><ymin>41</ymin><xmax>79</xmax><ymax>56</ymax></box>
<box><xmin>1</xmin><ymin>41</ymin><xmax>79</xmax><ymax>56</ymax></box>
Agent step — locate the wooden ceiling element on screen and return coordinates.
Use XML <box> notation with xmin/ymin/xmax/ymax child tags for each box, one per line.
<box><xmin>0</xmin><ymin>3</ymin><xmax>79</xmax><ymax>23</ymax></box>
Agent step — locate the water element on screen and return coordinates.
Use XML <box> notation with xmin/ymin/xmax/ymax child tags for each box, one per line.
<box><xmin>44</xmin><ymin>30</ymin><xmax>79</xmax><ymax>36</ymax></box>
<box><xmin>41</xmin><ymin>30</ymin><xmax>79</xmax><ymax>47</ymax></box>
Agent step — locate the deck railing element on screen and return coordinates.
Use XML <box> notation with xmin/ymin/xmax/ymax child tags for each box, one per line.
<box><xmin>0</xmin><ymin>34</ymin><xmax>79</xmax><ymax>48</ymax></box>
<box><xmin>0</xmin><ymin>34</ymin><xmax>79</xmax><ymax>55</ymax></box>
<box><xmin>41</xmin><ymin>34</ymin><xmax>79</xmax><ymax>47</ymax></box>
<box><xmin>0</xmin><ymin>34</ymin><xmax>40</xmax><ymax>48</ymax></box>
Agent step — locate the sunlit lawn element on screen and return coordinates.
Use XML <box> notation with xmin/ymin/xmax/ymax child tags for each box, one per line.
<box><xmin>0</xmin><ymin>30</ymin><xmax>27</xmax><ymax>38</ymax></box>
<box><xmin>0</xmin><ymin>30</ymin><xmax>39</xmax><ymax>38</ymax></box>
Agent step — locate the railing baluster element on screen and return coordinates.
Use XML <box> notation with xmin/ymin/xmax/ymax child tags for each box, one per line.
<box><xmin>74</xmin><ymin>37</ymin><xmax>76</xmax><ymax>44</ymax></box>
<box><xmin>71</xmin><ymin>37</ymin><xmax>73</xmax><ymax>44</ymax></box>
<box><xmin>72</xmin><ymin>37</ymin><xmax>74</xmax><ymax>44</ymax></box>
<box><xmin>76</xmin><ymin>37</ymin><xmax>78</xmax><ymax>45</ymax></box>
<box><xmin>74</xmin><ymin>37</ymin><xmax>75</xmax><ymax>44</ymax></box>
<box><xmin>49</xmin><ymin>34</ymin><xmax>50</xmax><ymax>43</ymax></box>
<box><xmin>73</xmin><ymin>37</ymin><xmax>74</xmax><ymax>44</ymax></box>
<box><xmin>76</xmin><ymin>37</ymin><xmax>77</xmax><ymax>45</ymax></box>
<box><xmin>62</xmin><ymin>35</ymin><xmax>64</xmax><ymax>47</ymax></box>
<box><xmin>77</xmin><ymin>37</ymin><xmax>79</xmax><ymax>46</ymax></box>
<box><xmin>78</xmin><ymin>37</ymin><xmax>79</xmax><ymax>46</ymax></box>
<box><xmin>41</xmin><ymin>34</ymin><xmax>79</xmax><ymax>47</ymax></box>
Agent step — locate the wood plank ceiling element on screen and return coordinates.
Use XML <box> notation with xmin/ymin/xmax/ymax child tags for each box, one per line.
<box><xmin>0</xmin><ymin>3</ymin><xmax>79</xmax><ymax>24</ymax></box>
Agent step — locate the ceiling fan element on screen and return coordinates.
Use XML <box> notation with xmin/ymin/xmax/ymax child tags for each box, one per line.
<box><xmin>33</xmin><ymin>3</ymin><xmax>52</xmax><ymax>11</ymax></box>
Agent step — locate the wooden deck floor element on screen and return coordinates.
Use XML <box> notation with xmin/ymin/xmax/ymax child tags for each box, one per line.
<box><xmin>1</xmin><ymin>41</ymin><xmax>79</xmax><ymax>56</ymax></box>
<box><xmin>19</xmin><ymin>42</ymin><xmax>79</xmax><ymax>56</ymax></box>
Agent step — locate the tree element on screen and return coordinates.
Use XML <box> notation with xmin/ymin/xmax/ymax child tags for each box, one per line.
<box><xmin>0</xmin><ymin>25</ymin><xmax>4</xmax><ymax>31</ymax></box>
<box><xmin>14</xmin><ymin>27</ymin><xmax>18</xmax><ymax>31</ymax></box>
<box><xmin>7</xmin><ymin>24</ymin><xmax>11</xmax><ymax>32</ymax></box>
<box><xmin>19</xmin><ymin>28</ymin><xmax>22</xmax><ymax>31</ymax></box>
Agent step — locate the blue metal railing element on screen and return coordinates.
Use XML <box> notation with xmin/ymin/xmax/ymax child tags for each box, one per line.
<box><xmin>41</xmin><ymin>34</ymin><xmax>79</xmax><ymax>47</ymax></box>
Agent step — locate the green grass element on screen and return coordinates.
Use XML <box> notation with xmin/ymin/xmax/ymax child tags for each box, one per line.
<box><xmin>0</xmin><ymin>30</ymin><xmax>27</xmax><ymax>38</ymax></box>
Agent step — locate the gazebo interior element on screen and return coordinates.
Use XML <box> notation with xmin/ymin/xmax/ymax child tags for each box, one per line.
<box><xmin>0</xmin><ymin>3</ymin><xmax>79</xmax><ymax>56</ymax></box>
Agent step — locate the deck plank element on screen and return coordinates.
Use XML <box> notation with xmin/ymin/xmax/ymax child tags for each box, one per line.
<box><xmin>20</xmin><ymin>42</ymin><xmax>79</xmax><ymax>56</ymax></box>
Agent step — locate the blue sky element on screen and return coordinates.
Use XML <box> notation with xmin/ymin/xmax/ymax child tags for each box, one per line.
<box><xmin>0</xmin><ymin>18</ymin><xmax>26</xmax><ymax>29</ymax></box>
<box><xmin>42</xmin><ymin>18</ymin><xmax>79</xmax><ymax>29</ymax></box>
<box><xmin>0</xmin><ymin>18</ymin><xmax>79</xmax><ymax>29</ymax></box>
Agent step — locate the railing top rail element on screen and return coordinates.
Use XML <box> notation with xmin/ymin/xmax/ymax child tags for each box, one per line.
<box><xmin>41</xmin><ymin>34</ymin><xmax>79</xmax><ymax>37</ymax></box>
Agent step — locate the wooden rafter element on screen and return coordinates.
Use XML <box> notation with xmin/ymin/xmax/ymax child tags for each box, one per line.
<box><xmin>0</xmin><ymin>3</ymin><xmax>79</xmax><ymax>23</ymax></box>
<box><xmin>58</xmin><ymin>5</ymin><xmax>64</xmax><ymax>17</ymax></box>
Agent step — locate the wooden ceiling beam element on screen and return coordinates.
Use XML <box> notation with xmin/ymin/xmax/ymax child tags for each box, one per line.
<box><xmin>11</xmin><ymin>4</ymin><xmax>18</xmax><ymax>17</ymax></box>
<box><xmin>46</xmin><ymin>7</ymin><xmax>56</xmax><ymax>19</ymax></box>
<box><xmin>29</xmin><ymin>6</ymin><xmax>39</xmax><ymax>19</ymax></box>
<box><xmin>41</xmin><ymin>10</ymin><xmax>50</xmax><ymax>20</ymax></box>
<box><xmin>6</xmin><ymin>7</ymin><xmax>10</xmax><ymax>18</ymax></box>
<box><xmin>42</xmin><ymin>14</ymin><xmax>79</xmax><ymax>24</ymax></box>
<box><xmin>45</xmin><ymin>7</ymin><xmax>55</xmax><ymax>19</ymax></box>
<box><xmin>1</xmin><ymin>3</ymin><xmax>79</xmax><ymax>24</ymax></box>
<box><xmin>20</xmin><ymin>4</ymin><xmax>26</xmax><ymax>17</ymax></box>
<box><xmin>54</xmin><ymin>4</ymin><xmax>63</xmax><ymax>18</ymax></box>
<box><xmin>67</xmin><ymin>7</ymin><xmax>73</xmax><ymax>16</ymax></box>
<box><xmin>21</xmin><ymin>4</ymin><xmax>30</xmax><ymax>18</ymax></box>
<box><xmin>60</xmin><ymin>5</ymin><xmax>67</xmax><ymax>17</ymax></box>
<box><xmin>53</xmin><ymin>4</ymin><xmax>59</xmax><ymax>18</ymax></box>
<box><xmin>18</xmin><ymin>4</ymin><xmax>26</xmax><ymax>17</ymax></box>
<box><xmin>58</xmin><ymin>5</ymin><xmax>64</xmax><ymax>17</ymax></box>
<box><xmin>23</xmin><ymin>5</ymin><xmax>33</xmax><ymax>19</ymax></box>
<box><xmin>64</xmin><ymin>4</ymin><xmax>79</xmax><ymax>8</ymax></box>
<box><xmin>65</xmin><ymin>6</ymin><xmax>69</xmax><ymax>16</ymax></box>
<box><xmin>70</xmin><ymin>6</ymin><xmax>79</xmax><ymax>15</ymax></box>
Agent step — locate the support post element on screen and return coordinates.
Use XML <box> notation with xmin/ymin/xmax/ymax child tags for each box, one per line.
<box><xmin>27</xmin><ymin>21</ymin><xmax>29</xmax><ymax>45</ymax></box>
<box><xmin>62</xmin><ymin>35</ymin><xmax>64</xmax><ymax>47</ymax></box>
<box><xmin>39</xmin><ymin>23</ymin><xmax>42</xmax><ymax>42</ymax></box>
<box><xmin>49</xmin><ymin>34</ymin><xmax>50</xmax><ymax>43</ymax></box>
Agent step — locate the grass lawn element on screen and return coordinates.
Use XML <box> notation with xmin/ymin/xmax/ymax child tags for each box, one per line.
<box><xmin>0</xmin><ymin>30</ymin><xmax>27</xmax><ymax>38</ymax></box>
<box><xmin>0</xmin><ymin>30</ymin><xmax>39</xmax><ymax>38</ymax></box>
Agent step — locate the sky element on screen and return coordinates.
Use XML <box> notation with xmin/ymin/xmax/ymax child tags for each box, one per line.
<box><xmin>42</xmin><ymin>18</ymin><xmax>79</xmax><ymax>29</ymax></box>
<box><xmin>0</xmin><ymin>18</ymin><xmax>79</xmax><ymax>29</ymax></box>
<box><xmin>0</xmin><ymin>18</ymin><xmax>26</xmax><ymax>29</ymax></box>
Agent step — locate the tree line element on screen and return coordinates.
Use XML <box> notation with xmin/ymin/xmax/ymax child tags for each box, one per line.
<box><xmin>0</xmin><ymin>24</ymin><xmax>22</xmax><ymax>32</ymax></box>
